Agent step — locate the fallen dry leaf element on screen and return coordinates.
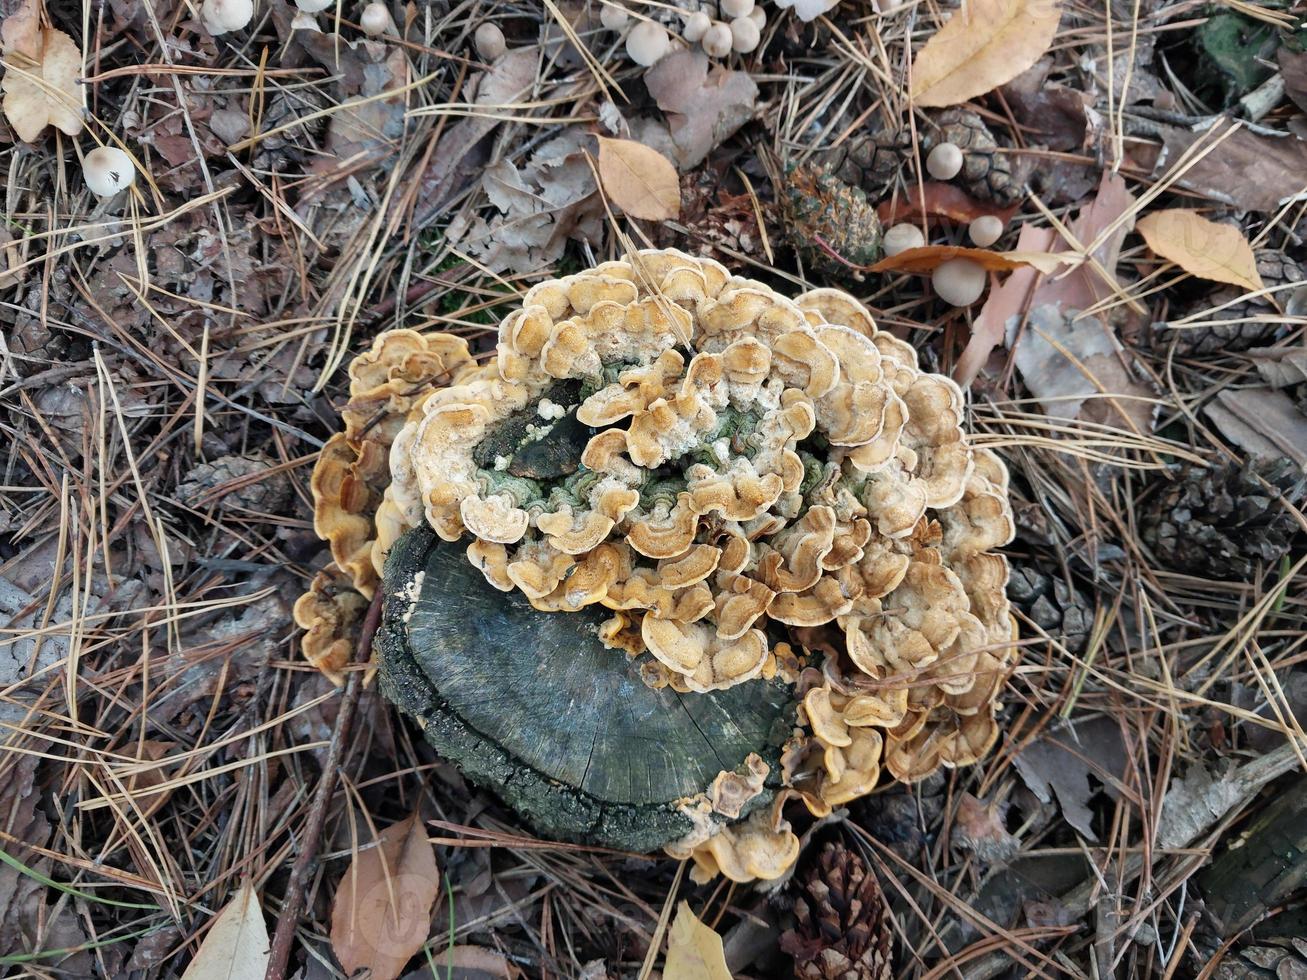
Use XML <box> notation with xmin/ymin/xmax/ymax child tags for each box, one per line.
<box><xmin>1009</xmin><ymin>304</ymin><xmax>1157</xmax><ymax>436</ymax></box>
<box><xmin>869</xmin><ymin>244</ymin><xmax>1074</xmax><ymax>275</ymax></box>
<box><xmin>434</xmin><ymin>945</ymin><xmax>515</xmax><ymax>977</ymax></box>
<box><xmin>1000</xmin><ymin>58</ymin><xmax>1091</xmax><ymax>153</ymax></box>
<box><xmin>876</xmin><ymin>181</ymin><xmax>1020</xmax><ymax>226</ymax></box>
<box><xmin>1204</xmin><ymin>387</ymin><xmax>1307</xmax><ymax>470</ymax></box>
<box><xmin>595</xmin><ymin>136</ymin><xmax>680</xmax><ymax>220</ymax></box>
<box><xmin>1277</xmin><ymin>47</ymin><xmax>1307</xmax><ymax>114</ymax></box>
<box><xmin>330</xmin><ymin>810</ymin><xmax>440</xmax><ymax>980</ymax></box>
<box><xmin>1012</xmin><ymin>716</ymin><xmax>1128</xmax><ymax>841</ymax></box>
<box><xmin>1248</xmin><ymin>347</ymin><xmax>1307</xmax><ymax>388</ymax></box>
<box><xmin>0</xmin><ymin>0</ymin><xmax>83</xmax><ymax>142</ymax></box>
<box><xmin>643</xmin><ymin>49</ymin><xmax>758</xmax><ymax>171</ymax></box>
<box><xmin>953</xmin><ymin>792</ymin><xmax>1019</xmax><ymax>864</ymax></box>
<box><xmin>1136</xmin><ymin>209</ymin><xmax>1265</xmax><ymax>292</ymax></box>
<box><xmin>179</xmin><ymin>881</ymin><xmax>269</xmax><ymax>980</ymax></box>
<box><xmin>664</xmin><ymin>901</ymin><xmax>734</xmax><ymax>980</ymax></box>
<box><xmin>1157</xmin><ymin>124</ymin><xmax>1307</xmax><ymax>213</ymax></box>
<box><xmin>0</xmin><ymin>749</ymin><xmax>93</xmax><ymax>974</ymax></box>
<box><xmin>406</xmin><ymin>45</ymin><xmax>540</xmax><ymax>227</ymax></box>
<box><xmin>451</xmin><ymin>126</ymin><xmax>602</xmax><ymax>274</ymax></box>
<box><xmin>326</xmin><ymin>42</ymin><xmax>409</xmax><ymax>155</ymax></box>
<box><xmin>910</xmin><ymin>0</ymin><xmax>1062</xmax><ymax>108</ymax></box>
<box><xmin>957</xmin><ymin>170</ymin><xmax>1145</xmax><ymax>432</ymax></box>
<box><xmin>955</xmin><ymin>222</ymin><xmax>1055</xmax><ymax>386</ymax></box>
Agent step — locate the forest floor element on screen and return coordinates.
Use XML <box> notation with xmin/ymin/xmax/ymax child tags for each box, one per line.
<box><xmin>1</xmin><ymin>0</ymin><xmax>1306</xmax><ymax>977</ymax></box>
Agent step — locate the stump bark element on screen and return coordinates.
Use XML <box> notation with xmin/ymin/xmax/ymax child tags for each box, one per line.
<box><xmin>375</xmin><ymin>527</ymin><xmax>795</xmax><ymax>852</ymax></box>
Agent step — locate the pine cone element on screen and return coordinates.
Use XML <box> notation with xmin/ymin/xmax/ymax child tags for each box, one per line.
<box><xmin>1152</xmin><ymin>250</ymin><xmax>1306</xmax><ymax>355</ymax></box>
<box><xmin>919</xmin><ymin>108</ymin><xmax>1023</xmax><ymax>206</ymax></box>
<box><xmin>780</xmin><ymin>842</ymin><xmax>893</xmax><ymax>980</ymax></box>
<box><xmin>1007</xmin><ymin>564</ymin><xmax>1094</xmax><ymax>653</ymax></box>
<box><xmin>819</xmin><ymin>128</ymin><xmax>911</xmax><ymax>199</ymax></box>
<box><xmin>1212</xmin><ymin>938</ymin><xmax>1307</xmax><ymax>979</ymax></box>
<box><xmin>1142</xmin><ymin>459</ymin><xmax>1305</xmax><ymax>579</ymax></box>
<box><xmin>783</xmin><ymin>163</ymin><xmax>883</xmax><ymax>277</ymax></box>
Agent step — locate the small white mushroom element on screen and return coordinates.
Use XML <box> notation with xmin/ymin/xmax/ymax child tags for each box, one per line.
<box><xmin>968</xmin><ymin>215</ymin><xmax>1005</xmax><ymax>248</ymax></box>
<box><xmin>290</xmin><ymin>9</ymin><xmax>320</xmax><ymax>29</ymax></box>
<box><xmin>925</xmin><ymin>142</ymin><xmax>963</xmax><ymax>181</ymax></box>
<box><xmin>201</xmin><ymin>0</ymin><xmax>254</xmax><ymax>34</ymax></box>
<box><xmin>83</xmin><ymin>146</ymin><xmax>135</xmax><ymax>198</ymax></box>
<box><xmin>626</xmin><ymin>20</ymin><xmax>670</xmax><ymax>66</ymax></box>
<box><xmin>932</xmin><ymin>258</ymin><xmax>986</xmax><ymax>307</ymax></box>
<box><xmin>294</xmin><ymin>0</ymin><xmax>333</xmax><ymax>12</ymax></box>
<box><xmin>748</xmin><ymin>5</ymin><xmax>766</xmax><ymax>27</ymax></box>
<box><xmin>360</xmin><ymin>2</ymin><xmax>393</xmax><ymax>35</ymax></box>
<box><xmin>729</xmin><ymin>15</ymin><xmax>760</xmax><ymax>51</ymax></box>
<box><xmin>700</xmin><ymin>20</ymin><xmax>732</xmax><ymax>58</ymax></box>
<box><xmin>882</xmin><ymin>223</ymin><xmax>925</xmax><ymax>256</ymax></box>
<box><xmin>720</xmin><ymin>0</ymin><xmax>755</xmax><ymax>16</ymax></box>
<box><xmin>599</xmin><ymin>4</ymin><xmax>630</xmax><ymax>31</ymax></box>
<box><xmin>474</xmin><ymin>22</ymin><xmax>507</xmax><ymax>60</ymax></box>
<box><xmin>683</xmin><ymin>10</ymin><xmax>711</xmax><ymax>42</ymax></box>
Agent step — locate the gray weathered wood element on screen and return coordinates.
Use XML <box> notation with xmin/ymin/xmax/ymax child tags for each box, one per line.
<box><xmin>376</xmin><ymin>527</ymin><xmax>793</xmax><ymax>851</ymax></box>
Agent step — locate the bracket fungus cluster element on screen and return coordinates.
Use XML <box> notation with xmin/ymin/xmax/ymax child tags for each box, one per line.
<box><xmin>297</xmin><ymin>248</ymin><xmax>1016</xmax><ymax>881</ymax></box>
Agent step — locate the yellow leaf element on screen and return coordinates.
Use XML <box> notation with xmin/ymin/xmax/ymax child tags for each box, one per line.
<box><xmin>1136</xmin><ymin>208</ymin><xmax>1265</xmax><ymax>292</ymax></box>
<box><xmin>179</xmin><ymin>881</ymin><xmax>270</xmax><ymax>980</ymax></box>
<box><xmin>663</xmin><ymin>901</ymin><xmax>734</xmax><ymax>980</ymax></box>
<box><xmin>910</xmin><ymin>0</ymin><xmax>1061</xmax><ymax>108</ymax></box>
<box><xmin>0</xmin><ymin>0</ymin><xmax>82</xmax><ymax>143</ymax></box>
<box><xmin>330</xmin><ymin>811</ymin><xmax>440</xmax><ymax>980</ymax></box>
<box><xmin>596</xmin><ymin>136</ymin><xmax>681</xmax><ymax>221</ymax></box>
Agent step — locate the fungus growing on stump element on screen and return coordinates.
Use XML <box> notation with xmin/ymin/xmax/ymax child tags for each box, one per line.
<box><xmin>298</xmin><ymin>248</ymin><xmax>1017</xmax><ymax>879</ymax></box>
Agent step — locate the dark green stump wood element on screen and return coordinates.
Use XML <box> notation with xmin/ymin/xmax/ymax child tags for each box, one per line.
<box><xmin>1199</xmin><ymin>774</ymin><xmax>1307</xmax><ymax>937</ymax></box>
<box><xmin>376</xmin><ymin>527</ymin><xmax>795</xmax><ymax>852</ymax></box>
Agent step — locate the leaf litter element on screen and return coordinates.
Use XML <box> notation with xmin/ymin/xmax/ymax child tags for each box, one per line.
<box><xmin>1</xmin><ymin>0</ymin><xmax>1306</xmax><ymax>977</ymax></box>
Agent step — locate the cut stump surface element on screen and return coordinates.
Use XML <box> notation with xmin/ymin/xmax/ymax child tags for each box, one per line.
<box><xmin>376</xmin><ymin>527</ymin><xmax>794</xmax><ymax>851</ymax></box>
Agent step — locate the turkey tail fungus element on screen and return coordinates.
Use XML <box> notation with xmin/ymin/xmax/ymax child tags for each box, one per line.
<box><xmin>297</xmin><ymin>248</ymin><xmax>1017</xmax><ymax>881</ymax></box>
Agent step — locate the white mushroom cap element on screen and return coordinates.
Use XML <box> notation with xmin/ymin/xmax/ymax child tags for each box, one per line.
<box><xmin>360</xmin><ymin>2</ymin><xmax>393</xmax><ymax>35</ymax></box>
<box><xmin>748</xmin><ymin>5</ymin><xmax>766</xmax><ymax>27</ymax></box>
<box><xmin>729</xmin><ymin>15</ymin><xmax>760</xmax><ymax>52</ymax></box>
<box><xmin>700</xmin><ymin>21</ymin><xmax>732</xmax><ymax>58</ymax></box>
<box><xmin>83</xmin><ymin>146</ymin><xmax>135</xmax><ymax>198</ymax></box>
<box><xmin>683</xmin><ymin>10</ymin><xmax>711</xmax><ymax>42</ymax></box>
<box><xmin>968</xmin><ymin>215</ymin><xmax>1005</xmax><ymax>248</ymax></box>
<box><xmin>925</xmin><ymin>142</ymin><xmax>963</xmax><ymax>181</ymax></box>
<box><xmin>201</xmin><ymin>0</ymin><xmax>254</xmax><ymax>34</ymax></box>
<box><xmin>599</xmin><ymin>4</ymin><xmax>629</xmax><ymax>31</ymax></box>
<box><xmin>883</xmin><ymin>223</ymin><xmax>925</xmax><ymax>256</ymax></box>
<box><xmin>720</xmin><ymin>0</ymin><xmax>754</xmax><ymax>16</ymax></box>
<box><xmin>290</xmin><ymin>9</ymin><xmax>321</xmax><ymax>29</ymax></box>
<box><xmin>932</xmin><ymin>258</ymin><xmax>986</xmax><ymax>307</ymax></box>
<box><xmin>294</xmin><ymin>0</ymin><xmax>333</xmax><ymax>12</ymax></box>
<box><xmin>790</xmin><ymin>0</ymin><xmax>837</xmax><ymax>20</ymax></box>
<box><xmin>474</xmin><ymin>22</ymin><xmax>507</xmax><ymax>60</ymax></box>
<box><xmin>626</xmin><ymin>20</ymin><xmax>670</xmax><ymax>66</ymax></box>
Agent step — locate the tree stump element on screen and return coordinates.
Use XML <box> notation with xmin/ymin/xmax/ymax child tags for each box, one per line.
<box><xmin>375</xmin><ymin>527</ymin><xmax>795</xmax><ymax>852</ymax></box>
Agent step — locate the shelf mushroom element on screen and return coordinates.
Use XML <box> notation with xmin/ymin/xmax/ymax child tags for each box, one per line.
<box><xmin>297</xmin><ymin>249</ymin><xmax>1017</xmax><ymax>879</ymax></box>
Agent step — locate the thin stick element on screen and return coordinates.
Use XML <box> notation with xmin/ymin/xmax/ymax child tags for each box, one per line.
<box><xmin>265</xmin><ymin>590</ymin><xmax>384</xmax><ymax>980</ymax></box>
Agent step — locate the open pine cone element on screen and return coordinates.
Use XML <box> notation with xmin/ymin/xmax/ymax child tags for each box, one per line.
<box><xmin>1142</xmin><ymin>459</ymin><xmax>1304</xmax><ymax>579</ymax></box>
<box><xmin>781</xmin><ymin>841</ymin><xmax>893</xmax><ymax>980</ymax></box>
<box><xmin>1152</xmin><ymin>250</ymin><xmax>1306</xmax><ymax>355</ymax></box>
<box><xmin>296</xmin><ymin>249</ymin><xmax>1018</xmax><ymax>878</ymax></box>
